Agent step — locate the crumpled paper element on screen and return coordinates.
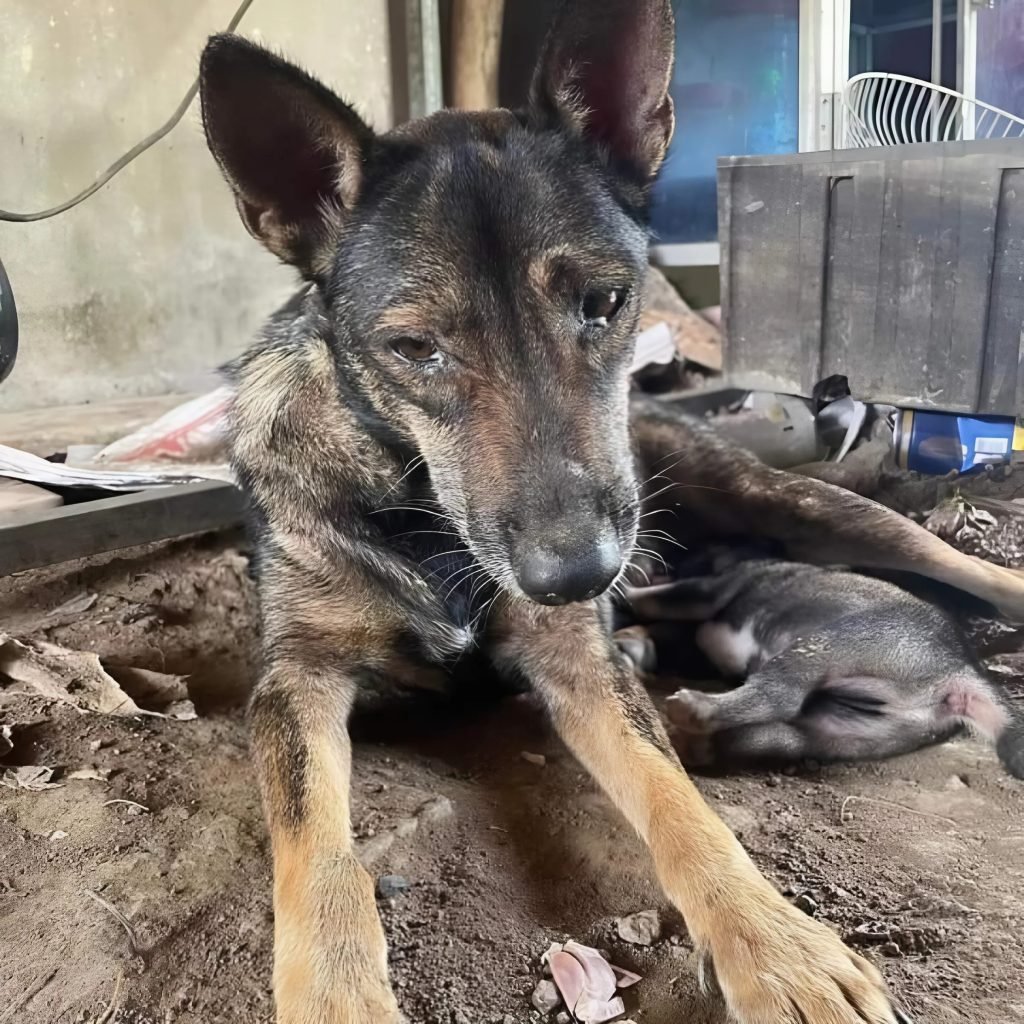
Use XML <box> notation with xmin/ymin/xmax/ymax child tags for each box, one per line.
<box><xmin>541</xmin><ymin>940</ymin><xmax>641</xmax><ymax>1023</ymax></box>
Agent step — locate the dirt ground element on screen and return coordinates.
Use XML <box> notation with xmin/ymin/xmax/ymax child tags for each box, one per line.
<box><xmin>1</xmin><ymin>534</ymin><xmax>1023</xmax><ymax>1024</ymax></box>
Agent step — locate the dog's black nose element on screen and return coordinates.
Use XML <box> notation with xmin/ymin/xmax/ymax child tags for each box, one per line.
<box><xmin>515</xmin><ymin>533</ymin><xmax>622</xmax><ymax>605</ymax></box>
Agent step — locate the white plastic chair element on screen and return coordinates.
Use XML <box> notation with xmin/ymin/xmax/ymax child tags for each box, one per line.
<box><xmin>843</xmin><ymin>72</ymin><xmax>1024</xmax><ymax>148</ymax></box>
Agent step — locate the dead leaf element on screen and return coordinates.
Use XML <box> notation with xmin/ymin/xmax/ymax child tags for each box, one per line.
<box><xmin>46</xmin><ymin>592</ymin><xmax>98</xmax><ymax>619</ymax></box>
<box><xmin>105</xmin><ymin>664</ymin><xmax>191</xmax><ymax>714</ymax></box>
<box><xmin>0</xmin><ymin>634</ymin><xmax>195</xmax><ymax>720</ymax></box>
<box><xmin>0</xmin><ymin>765</ymin><xmax>63</xmax><ymax>791</ymax></box>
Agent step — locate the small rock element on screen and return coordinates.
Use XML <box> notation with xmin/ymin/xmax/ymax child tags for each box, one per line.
<box><xmin>377</xmin><ymin>875</ymin><xmax>410</xmax><ymax>899</ymax></box>
<box><xmin>556</xmin><ymin>1014</ymin><xmax>571</xmax><ymax>1024</ymax></box>
<box><xmin>418</xmin><ymin>796</ymin><xmax>454</xmax><ymax>825</ymax></box>
<box><xmin>793</xmin><ymin>894</ymin><xmax>818</xmax><ymax>916</ymax></box>
<box><xmin>521</xmin><ymin>751</ymin><xmax>546</xmax><ymax>767</ymax></box>
<box><xmin>846</xmin><ymin>922</ymin><xmax>890</xmax><ymax>946</ymax></box>
<box><xmin>394</xmin><ymin>817</ymin><xmax>419</xmax><ymax>838</ymax></box>
<box><xmin>880</xmin><ymin>942</ymin><xmax>902</xmax><ymax>958</ymax></box>
<box><xmin>531</xmin><ymin>979</ymin><xmax>561</xmax><ymax>1014</ymax></box>
<box><xmin>49</xmin><ymin>830</ymin><xmax>68</xmax><ymax>841</ymax></box>
<box><xmin>356</xmin><ymin>833</ymin><xmax>395</xmax><ymax>867</ymax></box>
<box><xmin>616</xmin><ymin>908</ymin><xmax>662</xmax><ymax>946</ymax></box>
<box><xmin>451</xmin><ymin>1011</ymin><xmax>472</xmax><ymax>1024</ymax></box>
<box><xmin>944</xmin><ymin>774</ymin><xmax>970</xmax><ymax>791</ymax></box>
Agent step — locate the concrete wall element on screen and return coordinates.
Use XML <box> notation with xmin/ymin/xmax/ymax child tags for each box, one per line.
<box><xmin>0</xmin><ymin>0</ymin><xmax>393</xmax><ymax>413</ymax></box>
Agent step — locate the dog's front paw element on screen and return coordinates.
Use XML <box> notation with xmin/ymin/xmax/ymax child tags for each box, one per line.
<box><xmin>707</xmin><ymin>885</ymin><xmax>896</xmax><ymax>1024</ymax></box>
<box><xmin>275</xmin><ymin>983</ymin><xmax>402</xmax><ymax>1024</ymax></box>
<box><xmin>273</xmin><ymin>854</ymin><xmax>403</xmax><ymax>1024</ymax></box>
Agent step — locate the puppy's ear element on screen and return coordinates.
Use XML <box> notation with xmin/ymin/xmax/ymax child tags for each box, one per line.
<box><xmin>530</xmin><ymin>0</ymin><xmax>675</xmax><ymax>186</ymax></box>
<box><xmin>199</xmin><ymin>34</ymin><xmax>372</xmax><ymax>278</ymax></box>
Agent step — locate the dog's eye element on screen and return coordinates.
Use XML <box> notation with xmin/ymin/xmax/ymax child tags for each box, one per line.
<box><xmin>391</xmin><ymin>337</ymin><xmax>438</xmax><ymax>363</ymax></box>
<box><xmin>581</xmin><ymin>287</ymin><xmax>627</xmax><ymax>326</ymax></box>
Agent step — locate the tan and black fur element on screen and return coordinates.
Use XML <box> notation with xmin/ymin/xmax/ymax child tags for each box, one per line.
<box><xmin>199</xmin><ymin>4</ymin><xmax>1024</xmax><ymax>1022</ymax></box>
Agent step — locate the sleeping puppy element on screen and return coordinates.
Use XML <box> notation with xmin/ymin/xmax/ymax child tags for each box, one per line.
<box><xmin>622</xmin><ymin>556</ymin><xmax>1024</xmax><ymax>777</ymax></box>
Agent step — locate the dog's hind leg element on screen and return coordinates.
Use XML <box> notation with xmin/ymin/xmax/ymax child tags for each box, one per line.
<box><xmin>492</xmin><ymin>599</ymin><xmax>897</xmax><ymax>1024</ymax></box>
<box><xmin>251</xmin><ymin>655</ymin><xmax>401</xmax><ymax>1024</ymax></box>
<box><xmin>632</xmin><ymin>399</ymin><xmax>1024</xmax><ymax>620</ymax></box>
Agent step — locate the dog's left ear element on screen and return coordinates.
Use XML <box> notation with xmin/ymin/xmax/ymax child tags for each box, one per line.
<box><xmin>530</xmin><ymin>0</ymin><xmax>675</xmax><ymax>185</ymax></box>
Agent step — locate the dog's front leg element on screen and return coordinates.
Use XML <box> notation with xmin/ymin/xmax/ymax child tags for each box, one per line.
<box><xmin>251</xmin><ymin>658</ymin><xmax>400</xmax><ymax>1024</ymax></box>
<box><xmin>492</xmin><ymin>600</ymin><xmax>897</xmax><ymax>1024</ymax></box>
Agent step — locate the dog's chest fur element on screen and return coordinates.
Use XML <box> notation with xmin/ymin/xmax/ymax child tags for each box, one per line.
<box><xmin>226</xmin><ymin>309</ymin><xmax>494</xmax><ymax>662</ymax></box>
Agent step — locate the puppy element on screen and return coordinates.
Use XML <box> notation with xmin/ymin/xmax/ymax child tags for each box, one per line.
<box><xmin>625</xmin><ymin>557</ymin><xmax>1024</xmax><ymax>776</ymax></box>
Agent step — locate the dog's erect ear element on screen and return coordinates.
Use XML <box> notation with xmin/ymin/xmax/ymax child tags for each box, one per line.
<box><xmin>530</xmin><ymin>0</ymin><xmax>675</xmax><ymax>184</ymax></box>
<box><xmin>199</xmin><ymin>34</ymin><xmax>372</xmax><ymax>277</ymax></box>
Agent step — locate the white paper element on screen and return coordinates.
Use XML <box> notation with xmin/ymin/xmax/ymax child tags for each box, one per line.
<box><xmin>630</xmin><ymin>321</ymin><xmax>676</xmax><ymax>374</ymax></box>
<box><xmin>0</xmin><ymin>443</ymin><xmax>207</xmax><ymax>490</ymax></box>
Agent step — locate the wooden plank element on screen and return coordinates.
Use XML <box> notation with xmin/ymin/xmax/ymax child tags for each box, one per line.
<box><xmin>0</xmin><ymin>480</ymin><xmax>244</xmax><ymax>576</ymax></box>
<box><xmin>947</xmin><ymin>153</ymin><xmax>1001</xmax><ymax>411</ymax></box>
<box><xmin>450</xmin><ymin>0</ymin><xmax>504</xmax><ymax>110</ymax></box>
<box><xmin>980</xmin><ymin>165</ymin><xmax>1024</xmax><ymax>413</ymax></box>
<box><xmin>796</xmin><ymin>164</ymin><xmax>829</xmax><ymax>392</ymax></box>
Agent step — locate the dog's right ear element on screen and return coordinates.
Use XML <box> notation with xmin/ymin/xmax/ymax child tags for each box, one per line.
<box><xmin>199</xmin><ymin>34</ymin><xmax>372</xmax><ymax>278</ymax></box>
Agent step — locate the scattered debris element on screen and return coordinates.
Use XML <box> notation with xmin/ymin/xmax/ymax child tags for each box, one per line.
<box><xmin>103</xmin><ymin>799</ymin><xmax>150</xmax><ymax>814</ymax></box>
<box><xmin>924</xmin><ymin>496</ymin><xmax>999</xmax><ymax>544</ymax></box>
<box><xmin>615</xmin><ymin>909</ymin><xmax>661</xmax><ymax>946</ymax></box>
<box><xmin>377</xmin><ymin>874</ymin><xmax>411</xmax><ymax>900</ymax></box>
<box><xmin>67</xmin><ymin>766</ymin><xmax>111</xmax><ymax>782</ymax></box>
<box><xmin>0</xmin><ymin>634</ymin><xmax>195</xmax><ymax>719</ymax></box>
<box><xmin>520</xmin><ymin>751</ymin><xmax>546</xmax><ymax>767</ymax></box>
<box><xmin>88</xmin><ymin>386</ymin><xmax>232</xmax><ymax>466</ymax></box>
<box><xmin>537</xmin><ymin>939</ymin><xmax>641</xmax><ymax>1023</ymax></box>
<box><xmin>0</xmin><ymin>765</ymin><xmax>62</xmax><ymax>791</ymax></box>
<box><xmin>640</xmin><ymin>266</ymin><xmax>723</xmax><ymax>371</ymax></box>
<box><xmin>793</xmin><ymin>893</ymin><xmax>818</xmax><ymax>916</ymax></box>
<box><xmin>0</xmin><ymin>723</ymin><xmax>11</xmax><ymax>757</ymax></box>
<box><xmin>846</xmin><ymin>921</ymin><xmax>946</xmax><ymax>957</ymax></box>
<box><xmin>49</xmin><ymin>830</ymin><xmax>68</xmax><ymax>842</ymax></box>
<box><xmin>531</xmin><ymin>979</ymin><xmax>561</xmax><ymax>1015</ymax></box>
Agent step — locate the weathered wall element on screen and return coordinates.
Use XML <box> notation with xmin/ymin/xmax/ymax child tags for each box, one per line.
<box><xmin>0</xmin><ymin>0</ymin><xmax>393</xmax><ymax>413</ymax></box>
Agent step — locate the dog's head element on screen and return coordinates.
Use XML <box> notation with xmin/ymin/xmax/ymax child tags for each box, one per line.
<box><xmin>200</xmin><ymin>0</ymin><xmax>675</xmax><ymax>606</ymax></box>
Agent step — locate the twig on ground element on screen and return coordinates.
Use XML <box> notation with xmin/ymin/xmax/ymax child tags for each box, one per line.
<box><xmin>83</xmin><ymin>890</ymin><xmax>141</xmax><ymax>955</ymax></box>
<box><xmin>102</xmin><ymin>799</ymin><xmax>150</xmax><ymax>813</ymax></box>
<box><xmin>94</xmin><ymin>971</ymin><xmax>124</xmax><ymax>1024</ymax></box>
<box><xmin>839</xmin><ymin>794</ymin><xmax>957</xmax><ymax>828</ymax></box>
<box><xmin>0</xmin><ymin>966</ymin><xmax>58</xmax><ymax>1023</ymax></box>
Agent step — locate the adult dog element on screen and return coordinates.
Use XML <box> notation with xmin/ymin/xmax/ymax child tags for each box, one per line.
<box><xmin>199</xmin><ymin>3</ymin><xmax>1023</xmax><ymax>1020</ymax></box>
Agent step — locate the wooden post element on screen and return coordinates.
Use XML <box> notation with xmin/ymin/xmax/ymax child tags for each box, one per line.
<box><xmin>450</xmin><ymin>0</ymin><xmax>505</xmax><ymax>110</ymax></box>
